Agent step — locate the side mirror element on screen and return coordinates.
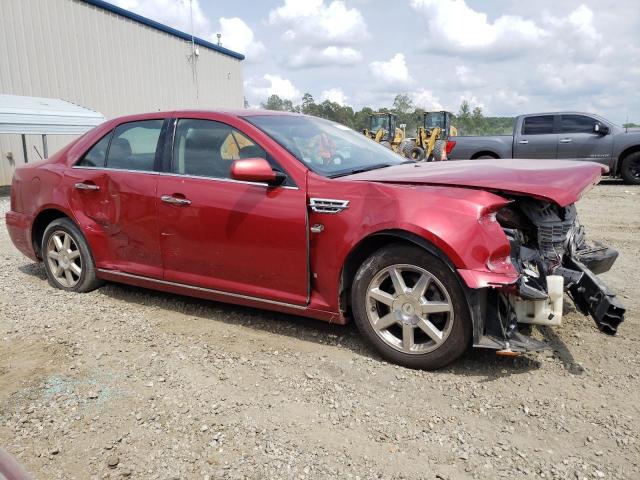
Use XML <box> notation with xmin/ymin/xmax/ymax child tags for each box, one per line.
<box><xmin>230</xmin><ymin>158</ymin><xmax>285</xmax><ymax>186</ymax></box>
<box><xmin>594</xmin><ymin>122</ymin><xmax>609</xmax><ymax>135</ymax></box>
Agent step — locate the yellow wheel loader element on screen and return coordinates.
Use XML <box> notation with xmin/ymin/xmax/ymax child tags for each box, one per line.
<box><xmin>402</xmin><ymin>111</ymin><xmax>457</xmax><ymax>162</ymax></box>
<box><xmin>363</xmin><ymin>113</ymin><xmax>405</xmax><ymax>153</ymax></box>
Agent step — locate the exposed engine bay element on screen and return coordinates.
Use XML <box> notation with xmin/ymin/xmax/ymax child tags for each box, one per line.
<box><xmin>475</xmin><ymin>196</ymin><xmax>626</xmax><ymax>353</ymax></box>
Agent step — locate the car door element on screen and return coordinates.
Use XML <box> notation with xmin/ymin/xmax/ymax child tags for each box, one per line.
<box><xmin>557</xmin><ymin>114</ymin><xmax>614</xmax><ymax>166</ymax></box>
<box><xmin>157</xmin><ymin>117</ymin><xmax>308</xmax><ymax>306</ymax></box>
<box><xmin>513</xmin><ymin>115</ymin><xmax>558</xmax><ymax>158</ymax></box>
<box><xmin>68</xmin><ymin>118</ymin><xmax>166</xmax><ymax>279</ymax></box>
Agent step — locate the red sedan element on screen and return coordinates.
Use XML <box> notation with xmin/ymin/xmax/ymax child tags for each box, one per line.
<box><xmin>6</xmin><ymin>111</ymin><xmax>625</xmax><ymax>369</ymax></box>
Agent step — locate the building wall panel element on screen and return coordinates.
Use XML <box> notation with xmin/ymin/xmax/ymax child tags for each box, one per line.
<box><xmin>0</xmin><ymin>0</ymin><xmax>244</xmax><ymax>185</ymax></box>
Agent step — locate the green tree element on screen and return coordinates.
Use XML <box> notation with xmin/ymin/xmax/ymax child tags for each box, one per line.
<box><xmin>261</xmin><ymin>94</ymin><xmax>285</xmax><ymax>111</ymax></box>
<box><xmin>393</xmin><ymin>93</ymin><xmax>413</xmax><ymax>114</ymax></box>
<box><xmin>301</xmin><ymin>93</ymin><xmax>315</xmax><ymax>113</ymax></box>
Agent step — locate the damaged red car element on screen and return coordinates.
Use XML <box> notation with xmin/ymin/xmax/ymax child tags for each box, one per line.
<box><xmin>6</xmin><ymin>111</ymin><xmax>625</xmax><ymax>369</ymax></box>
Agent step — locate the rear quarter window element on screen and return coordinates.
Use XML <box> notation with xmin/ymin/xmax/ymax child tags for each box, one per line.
<box><xmin>76</xmin><ymin>133</ymin><xmax>111</xmax><ymax>167</ymax></box>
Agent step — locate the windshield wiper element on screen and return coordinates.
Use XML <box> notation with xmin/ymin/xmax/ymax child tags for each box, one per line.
<box><xmin>329</xmin><ymin>162</ymin><xmax>403</xmax><ymax>178</ymax></box>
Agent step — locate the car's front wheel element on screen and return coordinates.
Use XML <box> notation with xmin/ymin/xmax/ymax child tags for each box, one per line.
<box><xmin>351</xmin><ymin>244</ymin><xmax>471</xmax><ymax>369</ymax></box>
<box><xmin>42</xmin><ymin>217</ymin><xmax>103</xmax><ymax>292</ymax></box>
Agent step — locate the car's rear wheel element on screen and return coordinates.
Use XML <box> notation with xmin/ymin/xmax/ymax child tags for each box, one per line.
<box><xmin>42</xmin><ymin>218</ymin><xmax>103</xmax><ymax>292</ymax></box>
<box><xmin>351</xmin><ymin>244</ymin><xmax>471</xmax><ymax>369</ymax></box>
<box><xmin>620</xmin><ymin>151</ymin><xmax>640</xmax><ymax>185</ymax></box>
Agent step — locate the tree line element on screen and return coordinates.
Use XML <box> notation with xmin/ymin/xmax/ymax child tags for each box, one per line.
<box><xmin>253</xmin><ymin>93</ymin><xmax>515</xmax><ymax>136</ymax></box>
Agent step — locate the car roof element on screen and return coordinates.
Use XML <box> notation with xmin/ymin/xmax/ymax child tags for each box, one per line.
<box><xmin>106</xmin><ymin>109</ymin><xmax>304</xmax><ymax>124</ymax></box>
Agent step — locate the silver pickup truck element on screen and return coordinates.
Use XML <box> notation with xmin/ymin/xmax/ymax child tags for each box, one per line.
<box><xmin>448</xmin><ymin>112</ymin><xmax>640</xmax><ymax>184</ymax></box>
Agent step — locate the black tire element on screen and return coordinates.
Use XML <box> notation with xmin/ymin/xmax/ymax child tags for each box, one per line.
<box><xmin>476</xmin><ymin>154</ymin><xmax>497</xmax><ymax>159</ymax></box>
<box><xmin>41</xmin><ymin>217</ymin><xmax>104</xmax><ymax>293</ymax></box>
<box><xmin>351</xmin><ymin>243</ymin><xmax>472</xmax><ymax>370</ymax></box>
<box><xmin>410</xmin><ymin>146</ymin><xmax>426</xmax><ymax>161</ymax></box>
<box><xmin>620</xmin><ymin>151</ymin><xmax>640</xmax><ymax>185</ymax></box>
<box><xmin>400</xmin><ymin>140</ymin><xmax>415</xmax><ymax>158</ymax></box>
<box><xmin>428</xmin><ymin>140</ymin><xmax>447</xmax><ymax>162</ymax></box>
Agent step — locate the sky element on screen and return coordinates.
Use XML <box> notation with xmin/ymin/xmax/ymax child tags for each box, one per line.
<box><xmin>112</xmin><ymin>0</ymin><xmax>640</xmax><ymax>123</ymax></box>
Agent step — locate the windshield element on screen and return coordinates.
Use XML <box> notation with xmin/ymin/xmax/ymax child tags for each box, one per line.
<box><xmin>370</xmin><ymin>115</ymin><xmax>389</xmax><ymax>132</ymax></box>
<box><xmin>425</xmin><ymin>112</ymin><xmax>445</xmax><ymax>130</ymax></box>
<box><xmin>246</xmin><ymin>115</ymin><xmax>408</xmax><ymax>177</ymax></box>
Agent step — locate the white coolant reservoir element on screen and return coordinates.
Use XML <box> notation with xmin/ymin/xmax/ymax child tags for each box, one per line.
<box><xmin>510</xmin><ymin>275</ymin><xmax>564</xmax><ymax>326</ymax></box>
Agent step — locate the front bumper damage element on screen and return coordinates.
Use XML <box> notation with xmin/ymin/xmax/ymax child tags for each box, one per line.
<box><xmin>471</xmin><ymin>199</ymin><xmax>626</xmax><ymax>353</ymax></box>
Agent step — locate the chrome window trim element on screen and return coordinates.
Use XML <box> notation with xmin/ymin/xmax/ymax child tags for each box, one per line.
<box><xmin>157</xmin><ymin>171</ymin><xmax>300</xmax><ymax>189</ymax></box>
<box><xmin>71</xmin><ymin>165</ymin><xmax>159</xmax><ymax>175</ymax></box>
<box><xmin>96</xmin><ymin>269</ymin><xmax>307</xmax><ymax>310</ymax></box>
<box><xmin>71</xmin><ymin>165</ymin><xmax>299</xmax><ymax>189</ymax></box>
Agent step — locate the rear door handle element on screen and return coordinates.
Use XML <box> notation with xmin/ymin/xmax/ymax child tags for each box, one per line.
<box><xmin>161</xmin><ymin>195</ymin><xmax>191</xmax><ymax>206</ymax></box>
<box><xmin>518</xmin><ymin>140</ymin><xmax>528</xmax><ymax>144</ymax></box>
<box><xmin>74</xmin><ymin>182</ymin><xmax>100</xmax><ymax>191</ymax></box>
<box><xmin>559</xmin><ymin>138</ymin><xmax>573</xmax><ymax>143</ymax></box>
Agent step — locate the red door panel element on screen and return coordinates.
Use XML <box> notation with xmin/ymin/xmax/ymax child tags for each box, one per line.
<box><xmin>67</xmin><ymin>168</ymin><xmax>162</xmax><ymax>278</ymax></box>
<box><xmin>157</xmin><ymin>176</ymin><xmax>308</xmax><ymax>306</ymax></box>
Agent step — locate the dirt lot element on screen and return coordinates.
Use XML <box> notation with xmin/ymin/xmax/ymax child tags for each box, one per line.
<box><xmin>0</xmin><ymin>182</ymin><xmax>638</xmax><ymax>480</ymax></box>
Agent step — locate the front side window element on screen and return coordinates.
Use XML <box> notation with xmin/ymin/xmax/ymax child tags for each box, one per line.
<box><xmin>77</xmin><ymin>133</ymin><xmax>111</xmax><ymax>167</ymax></box>
<box><xmin>560</xmin><ymin>115</ymin><xmax>597</xmax><ymax>134</ymax></box>
<box><xmin>522</xmin><ymin>115</ymin><xmax>554</xmax><ymax>135</ymax></box>
<box><xmin>173</xmin><ymin>119</ymin><xmax>267</xmax><ymax>179</ymax></box>
<box><xmin>106</xmin><ymin>120</ymin><xmax>163</xmax><ymax>171</ymax></box>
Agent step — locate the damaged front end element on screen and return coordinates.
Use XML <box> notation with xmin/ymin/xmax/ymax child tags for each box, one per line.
<box><xmin>474</xmin><ymin>197</ymin><xmax>625</xmax><ymax>353</ymax></box>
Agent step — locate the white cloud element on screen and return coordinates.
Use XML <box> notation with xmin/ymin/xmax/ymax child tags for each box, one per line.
<box><xmin>412</xmin><ymin>89</ymin><xmax>444</xmax><ymax>111</ymax></box>
<box><xmin>217</xmin><ymin>17</ymin><xmax>265</xmax><ymax>60</ymax></box>
<box><xmin>320</xmin><ymin>88</ymin><xmax>348</xmax><ymax>105</ymax></box>
<box><xmin>410</xmin><ymin>0</ymin><xmax>547</xmax><ymax>58</ymax></box>
<box><xmin>111</xmin><ymin>0</ymin><xmax>264</xmax><ymax>59</ymax></box>
<box><xmin>454</xmin><ymin>65</ymin><xmax>485</xmax><ymax>88</ymax></box>
<box><xmin>245</xmin><ymin>74</ymin><xmax>301</xmax><ymax>102</ymax></box>
<box><xmin>268</xmin><ymin>0</ymin><xmax>368</xmax><ymax>46</ymax></box>
<box><xmin>288</xmin><ymin>46</ymin><xmax>362</xmax><ymax>69</ymax></box>
<box><xmin>369</xmin><ymin>53</ymin><xmax>413</xmax><ymax>86</ymax></box>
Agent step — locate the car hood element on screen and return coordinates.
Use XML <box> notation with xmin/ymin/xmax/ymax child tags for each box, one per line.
<box><xmin>344</xmin><ymin>160</ymin><xmax>605</xmax><ymax>207</ymax></box>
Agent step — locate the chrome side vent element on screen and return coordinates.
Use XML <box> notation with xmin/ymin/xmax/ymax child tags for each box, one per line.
<box><xmin>309</xmin><ymin>198</ymin><xmax>350</xmax><ymax>214</ymax></box>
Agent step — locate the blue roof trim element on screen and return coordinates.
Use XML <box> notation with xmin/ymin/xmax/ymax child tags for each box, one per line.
<box><xmin>81</xmin><ymin>0</ymin><xmax>245</xmax><ymax>60</ymax></box>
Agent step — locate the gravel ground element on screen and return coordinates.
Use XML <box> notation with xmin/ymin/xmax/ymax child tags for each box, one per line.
<box><xmin>1</xmin><ymin>182</ymin><xmax>639</xmax><ymax>480</ymax></box>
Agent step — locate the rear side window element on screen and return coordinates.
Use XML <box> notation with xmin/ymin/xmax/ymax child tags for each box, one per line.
<box><xmin>77</xmin><ymin>133</ymin><xmax>111</xmax><ymax>167</ymax></box>
<box><xmin>106</xmin><ymin>120</ymin><xmax>163</xmax><ymax>171</ymax></box>
<box><xmin>560</xmin><ymin>115</ymin><xmax>597</xmax><ymax>134</ymax></box>
<box><xmin>173</xmin><ymin>119</ymin><xmax>266</xmax><ymax>179</ymax></box>
<box><xmin>522</xmin><ymin>115</ymin><xmax>554</xmax><ymax>135</ymax></box>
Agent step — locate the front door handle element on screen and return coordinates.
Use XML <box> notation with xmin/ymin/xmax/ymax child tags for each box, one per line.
<box><xmin>559</xmin><ymin>138</ymin><xmax>573</xmax><ymax>143</ymax></box>
<box><xmin>161</xmin><ymin>194</ymin><xmax>191</xmax><ymax>206</ymax></box>
<box><xmin>518</xmin><ymin>140</ymin><xmax>529</xmax><ymax>144</ymax></box>
<box><xmin>74</xmin><ymin>182</ymin><xmax>100</xmax><ymax>191</ymax></box>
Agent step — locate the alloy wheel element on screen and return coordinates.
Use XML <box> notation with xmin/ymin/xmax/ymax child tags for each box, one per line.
<box><xmin>46</xmin><ymin>230</ymin><xmax>82</xmax><ymax>288</ymax></box>
<box><xmin>365</xmin><ymin>264</ymin><xmax>454</xmax><ymax>355</ymax></box>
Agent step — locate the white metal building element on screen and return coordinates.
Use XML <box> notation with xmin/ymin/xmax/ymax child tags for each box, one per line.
<box><xmin>0</xmin><ymin>0</ymin><xmax>245</xmax><ymax>186</ymax></box>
